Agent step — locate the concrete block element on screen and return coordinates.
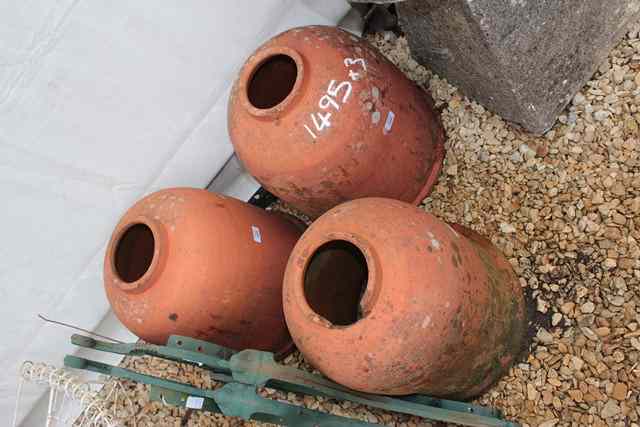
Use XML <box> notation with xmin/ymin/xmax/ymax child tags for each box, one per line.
<box><xmin>397</xmin><ymin>0</ymin><xmax>640</xmax><ymax>133</ymax></box>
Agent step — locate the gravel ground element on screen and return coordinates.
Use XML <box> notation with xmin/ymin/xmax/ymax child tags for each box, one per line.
<box><xmin>98</xmin><ymin>21</ymin><xmax>640</xmax><ymax>427</ymax></box>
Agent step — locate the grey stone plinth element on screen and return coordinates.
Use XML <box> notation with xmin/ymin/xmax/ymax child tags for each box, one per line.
<box><xmin>398</xmin><ymin>0</ymin><xmax>640</xmax><ymax>134</ymax></box>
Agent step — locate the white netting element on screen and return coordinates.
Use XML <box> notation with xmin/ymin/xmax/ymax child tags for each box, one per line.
<box><xmin>13</xmin><ymin>361</ymin><xmax>132</xmax><ymax>427</ymax></box>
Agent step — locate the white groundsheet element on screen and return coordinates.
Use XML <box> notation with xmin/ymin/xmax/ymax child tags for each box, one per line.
<box><xmin>0</xmin><ymin>1</ymin><xmax>349</xmax><ymax>424</ymax></box>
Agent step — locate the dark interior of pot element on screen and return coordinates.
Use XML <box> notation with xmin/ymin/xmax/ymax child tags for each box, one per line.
<box><xmin>303</xmin><ymin>240</ymin><xmax>368</xmax><ymax>326</ymax></box>
<box><xmin>114</xmin><ymin>223</ymin><xmax>155</xmax><ymax>283</ymax></box>
<box><xmin>248</xmin><ymin>54</ymin><xmax>297</xmax><ymax>109</ymax></box>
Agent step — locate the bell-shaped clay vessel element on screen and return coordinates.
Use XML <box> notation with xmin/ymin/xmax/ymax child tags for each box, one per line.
<box><xmin>104</xmin><ymin>188</ymin><xmax>302</xmax><ymax>355</ymax></box>
<box><xmin>283</xmin><ymin>198</ymin><xmax>526</xmax><ymax>398</ymax></box>
<box><xmin>228</xmin><ymin>25</ymin><xmax>445</xmax><ymax>218</ymax></box>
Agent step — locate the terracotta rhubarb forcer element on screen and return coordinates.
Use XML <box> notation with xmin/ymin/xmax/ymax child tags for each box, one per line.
<box><xmin>104</xmin><ymin>188</ymin><xmax>301</xmax><ymax>356</ymax></box>
<box><xmin>283</xmin><ymin>198</ymin><xmax>526</xmax><ymax>398</ymax></box>
<box><xmin>228</xmin><ymin>26</ymin><xmax>445</xmax><ymax>218</ymax></box>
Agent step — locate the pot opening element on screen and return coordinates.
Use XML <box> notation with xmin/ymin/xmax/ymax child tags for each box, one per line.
<box><xmin>248</xmin><ymin>54</ymin><xmax>298</xmax><ymax>109</ymax></box>
<box><xmin>303</xmin><ymin>240</ymin><xmax>369</xmax><ymax>326</ymax></box>
<box><xmin>114</xmin><ymin>223</ymin><xmax>155</xmax><ymax>283</ymax></box>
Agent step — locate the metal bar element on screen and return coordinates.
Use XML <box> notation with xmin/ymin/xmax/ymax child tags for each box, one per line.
<box><xmin>215</xmin><ymin>382</ymin><xmax>379</xmax><ymax>426</ymax></box>
<box><xmin>64</xmin><ymin>355</ymin><xmax>214</xmax><ymax>399</ymax></box>
<box><xmin>64</xmin><ymin>356</ymin><xmax>379</xmax><ymax>426</ymax></box>
<box><xmin>39</xmin><ymin>315</ymin><xmax>124</xmax><ymax>343</ymax></box>
<box><xmin>228</xmin><ymin>350</ymin><xmax>519</xmax><ymax>427</ymax></box>
<box><xmin>70</xmin><ymin>334</ymin><xmax>232</xmax><ymax>372</ymax></box>
<box><xmin>68</xmin><ymin>335</ymin><xmax>519</xmax><ymax>427</ymax></box>
<box><xmin>400</xmin><ymin>394</ymin><xmax>503</xmax><ymax>419</ymax></box>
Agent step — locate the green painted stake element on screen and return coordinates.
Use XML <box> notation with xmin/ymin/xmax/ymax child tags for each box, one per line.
<box><xmin>67</xmin><ymin>334</ymin><xmax>520</xmax><ymax>427</ymax></box>
<box><xmin>64</xmin><ymin>355</ymin><xmax>376</xmax><ymax>426</ymax></box>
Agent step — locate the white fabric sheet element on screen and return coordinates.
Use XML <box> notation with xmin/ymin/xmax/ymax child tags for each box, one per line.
<box><xmin>0</xmin><ymin>1</ymin><xmax>349</xmax><ymax>424</ymax></box>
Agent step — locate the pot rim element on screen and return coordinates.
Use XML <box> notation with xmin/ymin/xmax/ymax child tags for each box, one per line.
<box><xmin>292</xmin><ymin>230</ymin><xmax>381</xmax><ymax>329</ymax></box>
<box><xmin>106</xmin><ymin>215</ymin><xmax>165</xmax><ymax>293</ymax></box>
<box><xmin>239</xmin><ymin>46</ymin><xmax>305</xmax><ymax>118</ymax></box>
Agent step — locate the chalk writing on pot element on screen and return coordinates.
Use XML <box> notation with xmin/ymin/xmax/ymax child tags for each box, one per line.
<box><xmin>302</xmin><ymin>57</ymin><xmax>367</xmax><ymax>141</ymax></box>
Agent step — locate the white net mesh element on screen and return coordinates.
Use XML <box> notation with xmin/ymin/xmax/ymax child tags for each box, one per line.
<box><xmin>13</xmin><ymin>361</ymin><xmax>134</xmax><ymax>427</ymax></box>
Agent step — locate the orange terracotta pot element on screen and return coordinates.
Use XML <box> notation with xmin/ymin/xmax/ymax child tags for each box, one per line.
<box><xmin>228</xmin><ymin>26</ymin><xmax>445</xmax><ymax>218</ymax></box>
<box><xmin>283</xmin><ymin>198</ymin><xmax>526</xmax><ymax>398</ymax></box>
<box><xmin>104</xmin><ymin>188</ymin><xmax>302</xmax><ymax>355</ymax></box>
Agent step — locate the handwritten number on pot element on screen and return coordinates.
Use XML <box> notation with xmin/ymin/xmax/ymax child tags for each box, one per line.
<box><xmin>303</xmin><ymin>80</ymin><xmax>354</xmax><ymax>140</ymax></box>
<box><xmin>344</xmin><ymin>58</ymin><xmax>367</xmax><ymax>71</ymax></box>
<box><xmin>327</xmin><ymin>80</ymin><xmax>352</xmax><ymax>103</ymax></box>
<box><xmin>345</xmin><ymin>58</ymin><xmax>367</xmax><ymax>82</ymax></box>
<box><xmin>310</xmin><ymin>112</ymin><xmax>332</xmax><ymax>134</ymax></box>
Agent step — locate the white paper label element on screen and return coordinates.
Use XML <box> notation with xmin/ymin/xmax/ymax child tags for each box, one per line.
<box><xmin>384</xmin><ymin>111</ymin><xmax>395</xmax><ymax>134</ymax></box>
<box><xmin>186</xmin><ymin>396</ymin><xmax>204</xmax><ymax>409</ymax></box>
<box><xmin>251</xmin><ymin>225</ymin><xmax>262</xmax><ymax>243</ymax></box>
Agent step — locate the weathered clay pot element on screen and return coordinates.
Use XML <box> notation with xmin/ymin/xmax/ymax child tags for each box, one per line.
<box><xmin>283</xmin><ymin>198</ymin><xmax>526</xmax><ymax>398</ymax></box>
<box><xmin>228</xmin><ymin>26</ymin><xmax>445</xmax><ymax>218</ymax></box>
<box><xmin>104</xmin><ymin>188</ymin><xmax>301</xmax><ymax>355</ymax></box>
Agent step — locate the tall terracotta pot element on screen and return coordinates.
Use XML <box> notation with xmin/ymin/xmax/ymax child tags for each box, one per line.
<box><xmin>283</xmin><ymin>198</ymin><xmax>526</xmax><ymax>398</ymax></box>
<box><xmin>228</xmin><ymin>26</ymin><xmax>445</xmax><ymax>218</ymax></box>
<box><xmin>104</xmin><ymin>188</ymin><xmax>301</xmax><ymax>355</ymax></box>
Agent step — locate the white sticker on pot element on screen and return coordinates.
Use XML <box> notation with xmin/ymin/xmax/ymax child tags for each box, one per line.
<box><xmin>186</xmin><ymin>396</ymin><xmax>204</xmax><ymax>409</ymax></box>
<box><xmin>384</xmin><ymin>111</ymin><xmax>395</xmax><ymax>135</ymax></box>
<box><xmin>251</xmin><ymin>225</ymin><xmax>262</xmax><ymax>244</ymax></box>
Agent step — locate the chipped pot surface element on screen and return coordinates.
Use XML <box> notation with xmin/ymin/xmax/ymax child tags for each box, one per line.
<box><xmin>283</xmin><ymin>198</ymin><xmax>526</xmax><ymax>398</ymax></box>
<box><xmin>104</xmin><ymin>188</ymin><xmax>301</xmax><ymax>355</ymax></box>
<box><xmin>228</xmin><ymin>25</ymin><xmax>445</xmax><ymax>218</ymax></box>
